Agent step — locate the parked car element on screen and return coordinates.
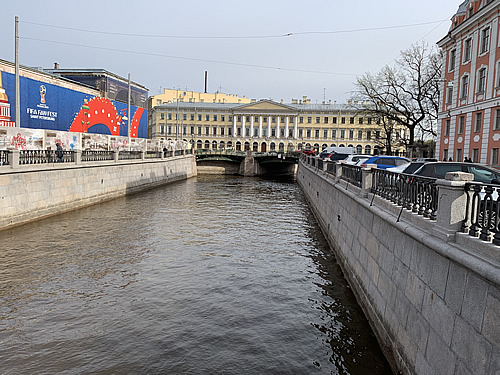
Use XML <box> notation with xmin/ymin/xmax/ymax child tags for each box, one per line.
<box><xmin>318</xmin><ymin>146</ymin><xmax>355</xmax><ymax>161</ymax></box>
<box><xmin>342</xmin><ymin>154</ymin><xmax>370</xmax><ymax>165</ymax></box>
<box><xmin>301</xmin><ymin>148</ymin><xmax>316</xmax><ymax>156</ymax></box>
<box><xmin>386</xmin><ymin>161</ymin><xmax>426</xmax><ymax>174</ymax></box>
<box><xmin>359</xmin><ymin>156</ymin><xmax>410</xmax><ymax>169</ymax></box>
<box><xmin>413</xmin><ymin>162</ymin><xmax>500</xmax><ymax>184</ymax></box>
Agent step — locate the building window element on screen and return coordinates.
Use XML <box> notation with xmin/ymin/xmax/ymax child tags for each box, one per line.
<box><xmin>213</xmin><ymin>126</ymin><xmax>217</xmax><ymax>135</ymax></box>
<box><xmin>456</xmin><ymin>149</ymin><xmax>463</xmax><ymax>163</ymax></box>
<box><xmin>315</xmin><ymin>129</ymin><xmax>319</xmax><ymax>138</ymax></box>
<box><xmin>443</xmin><ymin>149</ymin><xmax>448</xmax><ymax>161</ymax></box>
<box><xmin>315</xmin><ymin>117</ymin><xmax>320</xmax><ymax>123</ymax></box>
<box><xmin>246</xmin><ymin>116</ymin><xmax>250</xmax><ymax>122</ymax></box>
<box><xmin>221</xmin><ymin>127</ymin><xmax>225</xmax><ymax>136</ymax></box>
<box><xmin>449</xmin><ymin>49</ymin><xmax>456</xmax><ymax>71</ymax></box>
<box><xmin>474</xmin><ymin>113</ymin><xmax>482</xmax><ymax>132</ymax></box>
<box><xmin>197</xmin><ymin>126</ymin><xmax>202</xmax><ymax>135</ymax></box>
<box><xmin>332</xmin><ymin>117</ymin><xmax>337</xmax><ymax>124</ymax></box>
<box><xmin>367</xmin><ymin>117</ymin><xmax>372</xmax><ymax>125</ymax></box>
<box><xmin>190</xmin><ymin>126</ymin><xmax>194</xmax><ymax>134</ymax></box>
<box><xmin>461</xmin><ymin>76</ymin><xmax>469</xmax><ymax>98</ymax></box>
<box><xmin>358</xmin><ymin>118</ymin><xmax>363</xmax><ymax>124</ymax></box>
<box><xmin>464</xmin><ymin>38</ymin><xmax>472</xmax><ymax>63</ymax></box>
<box><xmin>160</xmin><ymin>113</ymin><xmax>165</xmax><ymax>120</ymax></box>
<box><xmin>349</xmin><ymin>117</ymin><xmax>355</xmax><ymax>124</ymax></box>
<box><xmin>299</xmin><ymin>129</ymin><xmax>303</xmax><ymax>138</ymax></box>
<box><xmin>271</xmin><ymin>128</ymin><xmax>276</xmax><ymax>137</ymax></box>
<box><xmin>446</xmin><ymin>86</ymin><xmax>454</xmax><ymax>104</ymax></box>
<box><xmin>237</xmin><ymin>127</ymin><xmax>241</xmax><ymax>136</ymax></box>
<box><xmin>444</xmin><ymin>119</ymin><xmax>450</xmax><ymax>136</ymax></box>
<box><xmin>190</xmin><ymin>114</ymin><xmax>195</xmax><ymax>121</ymax></box>
<box><xmin>332</xmin><ymin>129</ymin><xmax>337</xmax><ymax>139</ymax></box>
<box><xmin>307</xmin><ymin>117</ymin><xmax>312</xmax><ymax>123</ymax></box>
<box><xmin>341</xmin><ymin>117</ymin><xmax>346</xmax><ymax>124</ymax></box>
<box><xmin>472</xmin><ymin>149</ymin><xmax>479</xmax><ymax>163</ymax></box>
<box><xmin>238</xmin><ymin>116</ymin><xmax>242</xmax><ymax>122</ymax></box>
<box><xmin>477</xmin><ymin>68</ymin><xmax>486</xmax><ymax>93</ymax></box>
<box><xmin>168</xmin><ymin>114</ymin><xmax>172</xmax><ymax>120</ymax></box>
<box><xmin>495</xmin><ymin>109</ymin><xmax>500</xmax><ymax>130</ymax></box>
<box><xmin>375</xmin><ymin>131</ymin><xmax>381</xmax><ymax>140</ymax></box>
<box><xmin>182</xmin><ymin>125</ymin><xmax>187</xmax><ymax>135</ymax></box>
<box><xmin>323</xmin><ymin>129</ymin><xmax>328</xmax><ymax>139</ymax></box>
<box><xmin>340</xmin><ymin>130</ymin><xmax>345</xmax><ymax>139</ymax></box>
<box><xmin>358</xmin><ymin>130</ymin><xmax>363</xmax><ymax>140</ymax></box>
<box><xmin>182</xmin><ymin>114</ymin><xmax>187</xmax><ymax>120</ymax></box>
<box><xmin>272</xmin><ymin>117</ymin><xmax>276</xmax><ymax>123</ymax></box>
<box><xmin>160</xmin><ymin>125</ymin><xmax>164</xmax><ymax>134</ymax></box>
<box><xmin>492</xmin><ymin>148</ymin><xmax>499</xmax><ymax>166</ymax></box>
<box><xmin>228</xmin><ymin>128</ymin><xmax>232</xmax><ymax>136</ymax></box>
<box><xmin>349</xmin><ymin>130</ymin><xmax>354</xmax><ymax>139</ymax></box>
<box><xmin>299</xmin><ymin>117</ymin><xmax>304</xmax><ymax>123</ymax></box>
<box><xmin>205</xmin><ymin>115</ymin><xmax>210</xmax><ymax>121</ymax></box>
<box><xmin>221</xmin><ymin>115</ymin><xmax>225</xmax><ymax>122</ymax></box>
<box><xmin>458</xmin><ymin>116</ymin><xmax>465</xmax><ymax>134</ymax></box>
<box><xmin>366</xmin><ymin>131</ymin><xmax>372</xmax><ymax>140</ymax></box>
<box><xmin>306</xmin><ymin>129</ymin><xmax>311</xmax><ymax>138</ymax></box>
<box><xmin>213</xmin><ymin>115</ymin><xmax>217</xmax><ymax>121</ymax></box>
<box><xmin>205</xmin><ymin>126</ymin><xmax>210</xmax><ymax>135</ymax></box>
<box><xmin>198</xmin><ymin>114</ymin><xmax>202</xmax><ymax>121</ymax></box>
<box><xmin>481</xmin><ymin>27</ymin><xmax>490</xmax><ymax>54</ymax></box>
<box><xmin>324</xmin><ymin>117</ymin><xmax>329</xmax><ymax>123</ymax></box>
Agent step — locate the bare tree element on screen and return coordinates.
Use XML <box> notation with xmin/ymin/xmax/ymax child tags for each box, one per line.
<box><xmin>353</xmin><ymin>42</ymin><xmax>442</xmax><ymax>155</ymax></box>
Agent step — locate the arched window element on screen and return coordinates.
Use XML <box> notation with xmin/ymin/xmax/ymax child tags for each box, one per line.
<box><xmin>212</xmin><ymin>140</ymin><xmax>218</xmax><ymax>149</ymax></box>
<box><xmin>339</xmin><ymin>144</ymin><xmax>345</xmax><ymax>147</ymax></box>
<box><xmin>227</xmin><ymin>141</ymin><xmax>233</xmax><ymax>149</ymax></box>
<box><xmin>321</xmin><ymin>143</ymin><xmax>328</xmax><ymax>150</ymax></box>
<box><xmin>197</xmin><ymin>140</ymin><xmax>203</xmax><ymax>149</ymax></box>
<box><xmin>356</xmin><ymin>145</ymin><xmax>363</xmax><ymax>154</ymax></box>
<box><xmin>261</xmin><ymin>142</ymin><xmax>267</xmax><ymax>152</ymax></box>
<box><xmin>364</xmin><ymin>145</ymin><xmax>371</xmax><ymax>155</ymax></box>
<box><xmin>330</xmin><ymin>143</ymin><xmax>336</xmax><ymax>147</ymax></box>
<box><xmin>298</xmin><ymin>143</ymin><xmax>303</xmax><ymax>150</ymax></box>
<box><xmin>278</xmin><ymin>142</ymin><xmax>285</xmax><ymax>152</ymax></box>
<box><xmin>236</xmin><ymin>141</ymin><xmax>242</xmax><ymax>151</ymax></box>
<box><xmin>270</xmin><ymin>142</ymin><xmax>276</xmax><ymax>151</ymax></box>
<box><xmin>244</xmin><ymin>141</ymin><xmax>250</xmax><ymax>151</ymax></box>
<box><xmin>253</xmin><ymin>142</ymin><xmax>259</xmax><ymax>152</ymax></box>
<box><xmin>220</xmin><ymin>141</ymin><xmax>225</xmax><ymax>149</ymax></box>
<box><xmin>204</xmin><ymin>140</ymin><xmax>210</xmax><ymax>149</ymax></box>
<box><xmin>348</xmin><ymin>144</ymin><xmax>353</xmax><ymax>148</ymax></box>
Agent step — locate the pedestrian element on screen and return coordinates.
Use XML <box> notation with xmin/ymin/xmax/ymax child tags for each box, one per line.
<box><xmin>163</xmin><ymin>146</ymin><xmax>168</xmax><ymax>157</ymax></box>
<box><xmin>56</xmin><ymin>142</ymin><xmax>63</xmax><ymax>162</ymax></box>
<box><xmin>448</xmin><ymin>157</ymin><xmax>453</xmax><ymax>161</ymax></box>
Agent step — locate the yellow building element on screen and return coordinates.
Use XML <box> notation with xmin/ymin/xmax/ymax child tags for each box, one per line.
<box><xmin>149</xmin><ymin>97</ymin><xmax>407</xmax><ymax>155</ymax></box>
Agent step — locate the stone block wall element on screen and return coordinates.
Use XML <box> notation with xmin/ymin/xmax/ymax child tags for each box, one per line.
<box><xmin>0</xmin><ymin>155</ymin><xmax>197</xmax><ymax>230</ymax></box>
<box><xmin>297</xmin><ymin>162</ymin><xmax>500</xmax><ymax>375</ymax></box>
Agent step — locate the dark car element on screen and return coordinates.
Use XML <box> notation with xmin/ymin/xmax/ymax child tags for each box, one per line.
<box><xmin>359</xmin><ymin>156</ymin><xmax>410</xmax><ymax>169</ymax></box>
<box><xmin>413</xmin><ymin>162</ymin><xmax>500</xmax><ymax>184</ymax></box>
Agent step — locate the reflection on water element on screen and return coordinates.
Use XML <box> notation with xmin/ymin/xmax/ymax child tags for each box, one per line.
<box><xmin>0</xmin><ymin>175</ymin><xmax>392</xmax><ymax>374</ymax></box>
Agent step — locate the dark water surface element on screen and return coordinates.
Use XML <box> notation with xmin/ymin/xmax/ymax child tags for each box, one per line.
<box><xmin>0</xmin><ymin>175</ymin><xmax>392</xmax><ymax>374</ymax></box>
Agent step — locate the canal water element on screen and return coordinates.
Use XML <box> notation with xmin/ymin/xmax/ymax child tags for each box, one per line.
<box><xmin>0</xmin><ymin>175</ymin><xmax>392</xmax><ymax>374</ymax></box>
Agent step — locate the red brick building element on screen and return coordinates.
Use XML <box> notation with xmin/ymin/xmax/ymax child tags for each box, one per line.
<box><xmin>437</xmin><ymin>0</ymin><xmax>500</xmax><ymax>165</ymax></box>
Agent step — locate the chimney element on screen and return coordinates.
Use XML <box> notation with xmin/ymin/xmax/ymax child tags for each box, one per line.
<box><xmin>280</xmin><ymin>99</ymin><xmax>283</xmax><ymax>104</ymax></box>
<box><xmin>54</xmin><ymin>62</ymin><xmax>59</xmax><ymax>69</ymax></box>
<box><xmin>329</xmin><ymin>100</ymin><xmax>332</xmax><ymax>104</ymax></box>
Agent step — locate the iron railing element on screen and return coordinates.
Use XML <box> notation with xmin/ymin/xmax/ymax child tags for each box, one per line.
<box><xmin>0</xmin><ymin>150</ymin><xmax>9</xmax><ymax>166</ymax></box>
<box><xmin>371</xmin><ymin>169</ymin><xmax>438</xmax><ymax>220</ymax></box>
<box><xmin>82</xmin><ymin>150</ymin><xmax>114</xmax><ymax>162</ymax></box>
<box><xmin>118</xmin><ymin>151</ymin><xmax>142</xmax><ymax>160</ymax></box>
<box><xmin>342</xmin><ymin>164</ymin><xmax>362</xmax><ymax>188</ymax></box>
<box><xmin>146</xmin><ymin>151</ymin><xmax>162</xmax><ymax>159</ymax></box>
<box><xmin>19</xmin><ymin>150</ymin><xmax>74</xmax><ymax>165</ymax></box>
<box><xmin>462</xmin><ymin>182</ymin><xmax>500</xmax><ymax>244</ymax></box>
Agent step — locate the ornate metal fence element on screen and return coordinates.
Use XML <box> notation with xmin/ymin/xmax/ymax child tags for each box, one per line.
<box><xmin>0</xmin><ymin>150</ymin><xmax>9</xmax><ymax>166</ymax></box>
<box><xmin>118</xmin><ymin>151</ymin><xmax>142</xmax><ymax>160</ymax></box>
<box><xmin>19</xmin><ymin>150</ymin><xmax>74</xmax><ymax>165</ymax></box>
<box><xmin>82</xmin><ymin>150</ymin><xmax>114</xmax><ymax>162</ymax></box>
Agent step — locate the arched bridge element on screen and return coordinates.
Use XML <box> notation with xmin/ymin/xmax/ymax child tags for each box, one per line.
<box><xmin>195</xmin><ymin>149</ymin><xmax>299</xmax><ymax>176</ymax></box>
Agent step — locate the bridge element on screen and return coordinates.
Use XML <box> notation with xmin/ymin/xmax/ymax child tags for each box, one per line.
<box><xmin>194</xmin><ymin>149</ymin><xmax>299</xmax><ymax>176</ymax></box>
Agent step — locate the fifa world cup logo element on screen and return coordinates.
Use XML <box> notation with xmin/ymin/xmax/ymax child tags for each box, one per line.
<box><xmin>40</xmin><ymin>85</ymin><xmax>46</xmax><ymax>104</ymax></box>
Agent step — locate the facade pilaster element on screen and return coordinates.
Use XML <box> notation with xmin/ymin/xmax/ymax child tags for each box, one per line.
<box><xmin>250</xmin><ymin>116</ymin><xmax>254</xmax><ymax>138</ymax></box>
<box><xmin>267</xmin><ymin>115</ymin><xmax>271</xmax><ymax>138</ymax></box>
<box><xmin>285</xmin><ymin>117</ymin><xmax>289</xmax><ymax>139</ymax></box>
<box><xmin>232</xmin><ymin>115</ymin><xmax>237</xmax><ymax>138</ymax></box>
<box><xmin>294</xmin><ymin>116</ymin><xmax>298</xmax><ymax>138</ymax></box>
<box><xmin>276</xmin><ymin>116</ymin><xmax>280</xmax><ymax>138</ymax></box>
<box><xmin>242</xmin><ymin>115</ymin><xmax>246</xmax><ymax>138</ymax></box>
<box><xmin>259</xmin><ymin>116</ymin><xmax>263</xmax><ymax>138</ymax></box>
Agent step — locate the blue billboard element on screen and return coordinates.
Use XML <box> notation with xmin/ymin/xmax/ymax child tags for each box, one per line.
<box><xmin>0</xmin><ymin>70</ymin><xmax>148</xmax><ymax>138</ymax></box>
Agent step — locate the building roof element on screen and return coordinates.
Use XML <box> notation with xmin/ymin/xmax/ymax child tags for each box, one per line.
<box><xmin>154</xmin><ymin>100</ymin><xmax>359</xmax><ymax>112</ymax></box>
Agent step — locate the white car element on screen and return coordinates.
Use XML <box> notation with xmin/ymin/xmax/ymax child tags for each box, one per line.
<box><xmin>342</xmin><ymin>155</ymin><xmax>370</xmax><ymax>165</ymax></box>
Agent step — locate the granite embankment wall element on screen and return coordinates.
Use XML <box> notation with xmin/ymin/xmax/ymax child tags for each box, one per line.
<box><xmin>0</xmin><ymin>155</ymin><xmax>197</xmax><ymax>230</ymax></box>
<box><xmin>297</xmin><ymin>161</ymin><xmax>500</xmax><ymax>375</ymax></box>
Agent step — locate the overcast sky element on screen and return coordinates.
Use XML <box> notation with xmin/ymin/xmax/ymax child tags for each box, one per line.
<box><xmin>1</xmin><ymin>0</ymin><xmax>461</xmax><ymax>103</ymax></box>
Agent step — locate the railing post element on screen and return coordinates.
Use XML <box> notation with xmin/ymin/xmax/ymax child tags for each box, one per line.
<box><xmin>432</xmin><ymin>171</ymin><xmax>473</xmax><ymax>242</ymax></box>
<box><xmin>360</xmin><ymin>167</ymin><xmax>373</xmax><ymax>198</ymax></box>
<box><xmin>335</xmin><ymin>161</ymin><xmax>343</xmax><ymax>183</ymax></box>
<box><xmin>74</xmin><ymin>149</ymin><xmax>82</xmax><ymax>165</ymax></box>
<box><xmin>114</xmin><ymin>151</ymin><xmax>119</xmax><ymax>162</ymax></box>
<box><xmin>141</xmin><ymin>151</ymin><xmax>146</xmax><ymax>160</ymax></box>
<box><xmin>9</xmin><ymin>149</ymin><xmax>19</xmax><ymax>169</ymax></box>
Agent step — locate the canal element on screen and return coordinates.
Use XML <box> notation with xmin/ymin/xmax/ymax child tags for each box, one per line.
<box><xmin>0</xmin><ymin>175</ymin><xmax>392</xmax><ymax>374</ymax></box>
